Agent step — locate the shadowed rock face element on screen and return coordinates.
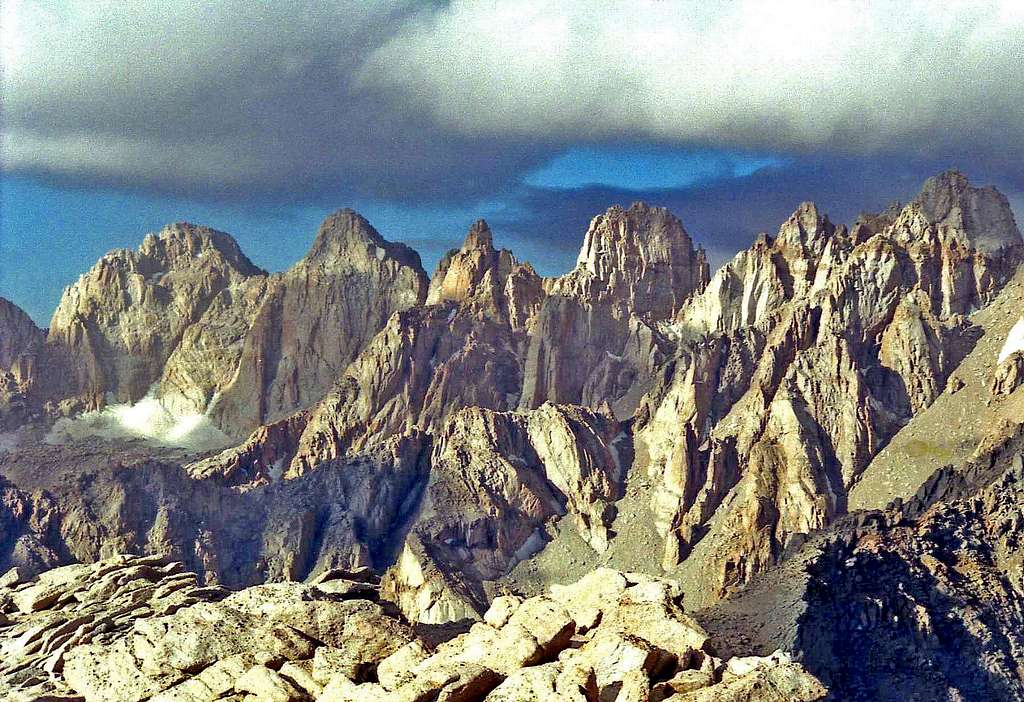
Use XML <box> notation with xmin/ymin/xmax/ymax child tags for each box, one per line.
<box><xmin>0</xmin><ymin>298</ymin><xmax>43</xmax><ymax>372</ymax></box>
<box><xmin>0</xmin><ymin>298</ymin><xmax>44</xmax><ymax>429</ymax></box>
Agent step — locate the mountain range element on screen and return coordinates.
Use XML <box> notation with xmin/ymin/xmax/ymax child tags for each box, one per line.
<box><xmin>2</xmin><ymin>170</ymin><xmax>1024</xmax><ymax>701</ymax></box>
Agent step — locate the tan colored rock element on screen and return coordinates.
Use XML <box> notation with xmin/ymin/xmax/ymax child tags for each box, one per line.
<box><xmin>377</xmin><ymin>640</ymin><xmax>430</xmax><ymax>691</ymax></box>
<box><xmin>637</xmin><ymin>171</ymin><xmax>1024</xmax><ymax>605</ymax></box>
<box><xmin>990</xmin><ymin>350</ymin><xmax>1024</xmax><ymax>396</ymax></box>
<box><xmin>484</xmin><ymin>663</ymin><xmax>567</xmax><ymax>701</ymax></box>
<box><xmin>0</xmin><ymin>297</ymin><xmax>44</xmax><ymax>372</ymax></box>
<box><xmin>0</xmin><ymin>558</ymin><xmax>825</xmax><ymax>702</ymax></box>
<box><xmin>521</xmin><ymin>202</ymin><xmax>709</xmax><ymax>417</ymax></box>
<box><xmin>418</xmin><ymin>404</ymin><xmax>623</xmax><ymax>578</ymax></box>
<box><xmin>61</xmin><ymin>581</ymin><xmax>410</xmax><ymax>701</ymax></box>
<box><xmin>43</xmin><ymin>223</ymin><xmax>265</xmax><ymax>411</ymax></box>
<box><xmin>380</xmin><ymin>536</ymin><xmax>484</xmax><ymax>625</ymax></box>
<box><xmin>284</xmin><ymin>304</ymin><xmax>522</xmax><ymax>477</ymax></box>
<box><xmin>482</xmin><ymin>595</ymin><xmax>522</xmax><ymax>629</ymax></box>
<box><xmin>234</xmin><ymin>665</ymin><xmax>307</xmax><ymax>702</ymax></box>
<box><xmin>0</xmin><ymin>298</ymin><xmax>44</xmax><ymax>428</ymax></box>
<box><xmin>211</xmin><ymin>209</ymin><xmax>428</xmax><ymax>436</ymax></box>
<box><xmin>678</xmin><ymin>203</ymin><xmax>847</xmax><ymax>334</ymax></box>
<box><xmin>426</xmin><ymin>220</ymin><xmax>544</xmax><ymax>331</ymax></box>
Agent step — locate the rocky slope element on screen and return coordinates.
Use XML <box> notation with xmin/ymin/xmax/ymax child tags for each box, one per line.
<box><xmin>0</xmin><ymin>555</ymin><xmax>825</xmax><ymax>702</ymax></box>
<box><xmin>698</xmin><ymin>407</ymin><xmax>1024</xmax><ymax>701</ymax></box>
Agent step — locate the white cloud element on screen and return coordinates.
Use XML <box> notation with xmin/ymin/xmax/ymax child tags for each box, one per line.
<box><xmin>46</xmin><ymin>392</ymin><xmax>232</xmax><ymax>451</ymax></box>
<box><xmin>361</xmin><ymin>0</ymin><xmax>1024</xmax><ymax>152</ymax></box>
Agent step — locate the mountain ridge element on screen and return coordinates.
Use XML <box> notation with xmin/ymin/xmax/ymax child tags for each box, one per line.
<box><xmin>3</xmin><ymin>169</ymin><xmax>1024</xmax><ymax>701</ymax></box>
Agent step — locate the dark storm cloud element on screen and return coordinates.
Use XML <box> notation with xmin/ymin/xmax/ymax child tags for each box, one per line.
<box><xmin>2</xmin><ymin>1</ymin><xmax>555</xmax><ymax>202</ymax></box>
<box><xmin>4</xmin><ymin>1</ymin><xmax>1024</xmax><ymax>204</ymax></box>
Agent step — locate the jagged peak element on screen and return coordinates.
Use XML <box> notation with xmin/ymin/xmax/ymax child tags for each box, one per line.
<box><xmin>577</xmin><ymin>202</ymin><xmax>696</xmax><ymax>272</ymax></box>
<box><xmin>776</xmin><ymin>201</ymin><xmax>836</xmax><ymax>251</ymax></box>
<box><xmin>139</xmin><ymin>222</ymin><xmax>262</xmax><ymax>275</ymax></box>
<box><xmin>306</xmin><ymin>208</ymin><xmax>425</xmax><ymax>274</ymax></box>
<box><xmin>462</xmin><ymin>219</ymin><xmax>495</xmax><ymax>252</ymax></box>
<box><xmin>903</xmin><ymin>170</ymin><xmax>1022</xmax><ymax>253</ymax></box>
<box><xmin>0</xmin><ymin>296</ymin><xmax>38</xmax><ymax>328</ymax></box>
<box><xmin>308</xmin><ymin>208</ymin><xmax>382</xmax><ymax>258</ymax></box>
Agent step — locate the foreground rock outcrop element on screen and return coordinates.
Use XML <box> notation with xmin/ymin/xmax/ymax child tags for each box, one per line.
<box><xmin>0</xmin><ymin>557</ymin><xmax>825</xmax><ymax>702</ymax></box>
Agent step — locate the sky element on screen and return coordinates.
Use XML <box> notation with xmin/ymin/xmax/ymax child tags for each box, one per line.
<box><xmin>3</xmin><ymin>0</ymin><xmax>1024</xmax><ymax>324</ymax></box>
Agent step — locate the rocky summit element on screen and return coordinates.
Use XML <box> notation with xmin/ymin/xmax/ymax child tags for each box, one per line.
<box><xmin>2</xmin><ymin>170</ymin><xmax>1024</xmax><ymax>701</ymax></box>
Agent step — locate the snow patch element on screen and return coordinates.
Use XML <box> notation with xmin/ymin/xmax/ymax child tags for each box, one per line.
<box><xmin>999</xmin><ymin>317</ymin><xmax>1024</xmax><ymax>364</ymax></box>
<box><xmin>267</xmin><ymin>457</ymin><xmax>286</xmax><ymax>481</ymax></box>
<box><xmin>45</xmin><ymin>391</ymin><xmax>232</xmax><ymax>451</ymax></box>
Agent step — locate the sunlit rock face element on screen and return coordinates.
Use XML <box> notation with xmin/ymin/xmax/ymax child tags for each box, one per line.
<box><xmin>678</xmin><ymin>202</ymin><xmax>850</xmax><ymax>334</ymax></box>
<box><xmin>426</xmin><ymin>219</ymin><xmax>544</xmax><ymax>331</ymax></box>
<box><xmin>43</xmin><ymin>223</ymin><xmax>265</xmax><ymax>413</ymax></box>
<box><xmin>521</xmin><ymin>202</ymin><xmax>710</xmax><ymax>417</ymax></box>
<box><xmin>401</xmin><ymin>404</ymin><xmax>624</xmax><ymax>595</ymax></box>
<box><xmin>19</xmin><ymin>212</ymin><xmax>428</xmax><ymax>445</ymax></box>
<box><xmin>0</xmin><ymin>556</ymin><xmax>826</xmax><ymax>702</ymax></box>
<box><xmin>6</xmin><ymin>171</ymin><xmax>1024</xmax><ymax>702</ymax></box>
<box><xmin>209</xmin><ymin>209</ymin><xmax>429</xmax><ymax>437</ymax></box>
<box><xmin>637</xmin><ymin>170</ymin><xmax>1024</xmax><ymax>606</ymax></box>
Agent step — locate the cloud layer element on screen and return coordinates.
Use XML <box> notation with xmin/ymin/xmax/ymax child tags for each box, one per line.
<box><xmin>5</xmin><ymin>0</ymin><xmax>1024</xmax><ymax>202</ymax></box>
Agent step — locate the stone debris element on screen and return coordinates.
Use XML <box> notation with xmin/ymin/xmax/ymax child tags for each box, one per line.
<box><xmin>0</xmin><ymin>557</ymin><xmax>825</xmax><ymax>702</ymax></box>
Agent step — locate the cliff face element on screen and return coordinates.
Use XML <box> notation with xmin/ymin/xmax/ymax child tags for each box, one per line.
<box><xmin>426</xmin><ymin>219</ymin><xmax>544</xmax><ymax>330</ymax></box>
<box><xmin>521</xmin><ymin>203</ymin><xmax>710</xmax><ymax>417</ymax></box>
<box><xmin>20</xmin><ymin>213</ymin><xmax>428</xmax><ymax>440</ymax></box>
<box><xmin>209</xmin><ymin>209</ymin><xmax>429</xmax><ymax>437</ymax></box>
<box><xmin>0</xmin><ymin>298</ymin><xmax>44</xmax><ymax>428</ymax></box>
<box><xmin>0</xmin><ymin>298</ymin><xmax>44</xmax><ymax>372</ymax></box>
<box><xmin>41</xmin><ymin>223</ymin><xmax>265</xmax><ymax>413</ymax></box>
<box><xmin>636</xmin><ymin>170</ymin><xmax>1023</xmax><ymax>606</ymax></box>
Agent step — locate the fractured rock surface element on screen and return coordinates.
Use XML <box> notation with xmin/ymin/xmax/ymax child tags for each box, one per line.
<box><xmin>0</xmin><ymin>558</ymin><xmax>825</xmax><ymax>702</ymax></box>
